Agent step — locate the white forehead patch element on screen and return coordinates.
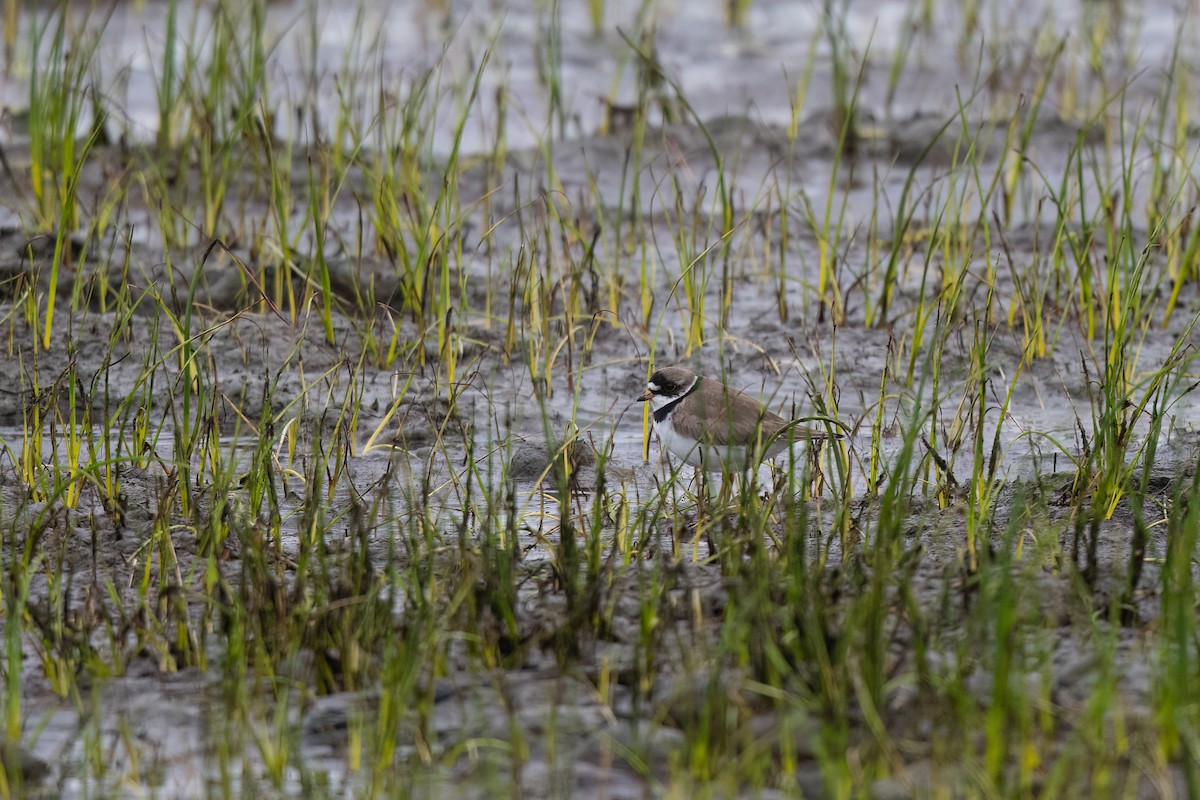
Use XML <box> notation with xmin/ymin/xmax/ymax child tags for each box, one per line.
<box><xmin>647</xmin><ymin>382</ymin><xmax>660</xmax><ymax>392</ymax></box>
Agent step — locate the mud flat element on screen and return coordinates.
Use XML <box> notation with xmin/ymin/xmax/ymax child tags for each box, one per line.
<box><xmin>0</xmin><ymin>0</ymin><xmax>1198</xmax><ymax>797</ymax></box>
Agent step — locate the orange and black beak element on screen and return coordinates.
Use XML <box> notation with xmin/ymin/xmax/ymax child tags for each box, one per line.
<box><xmin>638</xmin><ymin>388</ymin><xmax>654</xmax><ymax>402</ymax></box>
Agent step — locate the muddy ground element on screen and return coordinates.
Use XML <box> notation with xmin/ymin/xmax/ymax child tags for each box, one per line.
<box><xmin>1</xmin><ymin>0</ymin><xmax>1200</xmax><ymax>797</ymax></box>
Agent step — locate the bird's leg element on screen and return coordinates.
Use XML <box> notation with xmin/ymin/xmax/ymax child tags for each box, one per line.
<box><xmin>691</xmin><ymin>467</ymin><xmax>708</xmax><ymax>562</ymax></box>
<box><xmin>702</xmin><ymin>466</ymin><xmax>740</xmax><ymax>558</ymax></box>
<box><xmin>807</xmin><ymin>439</ymin><xmax>826</xmax><ymax>498</ymax></box>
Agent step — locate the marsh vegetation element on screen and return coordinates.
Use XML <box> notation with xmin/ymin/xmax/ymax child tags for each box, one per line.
<box><xmin>0</xmin><ymin>0</ymin><xmax>1199</xmax><ymax>796</ymax></box>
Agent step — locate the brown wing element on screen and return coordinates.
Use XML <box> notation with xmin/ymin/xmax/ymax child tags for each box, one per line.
<box><xmin>672</xmin><ymin>385</ymin><xmax>824</xmax><ymax>448</ymax></box>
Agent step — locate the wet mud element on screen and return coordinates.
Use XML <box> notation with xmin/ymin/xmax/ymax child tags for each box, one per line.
<box><xmin>1</xmin><ymin>0</ymin><xmax>1199</xmax><ymax>797</ymax></box>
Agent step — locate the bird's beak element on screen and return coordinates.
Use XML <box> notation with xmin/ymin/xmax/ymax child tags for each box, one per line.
<box><xmin>638</xmin><ymin>389</ymin><xmax>653</xmax><ymax>402</ymax></box>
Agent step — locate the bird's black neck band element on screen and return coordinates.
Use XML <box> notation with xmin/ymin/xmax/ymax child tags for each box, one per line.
<box><xmin>653</xmin><ymin>377</ymin><xmax>700</xmax><ymax>423</ymax></box>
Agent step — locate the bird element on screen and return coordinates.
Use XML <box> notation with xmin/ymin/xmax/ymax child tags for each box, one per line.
<box><xmin>638</xmin><ymin>366</ymin><xmax>833</xmax><ymax>472</ymax></box>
